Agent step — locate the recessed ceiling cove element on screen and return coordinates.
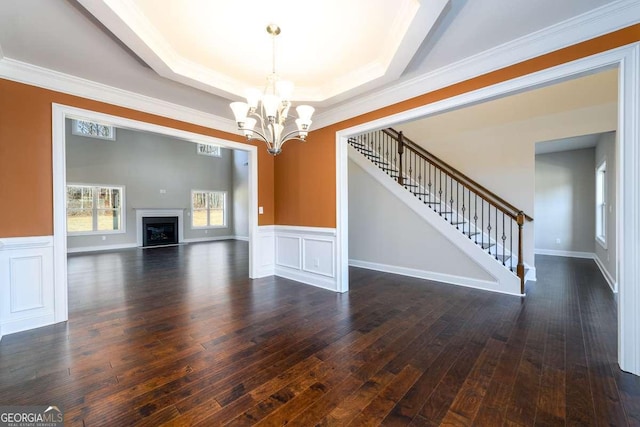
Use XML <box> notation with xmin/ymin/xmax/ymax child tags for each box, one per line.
<box><xmin>77</xmin><ymin>0</ymin><xmax>449</xmax><ymax>103</ymax></box>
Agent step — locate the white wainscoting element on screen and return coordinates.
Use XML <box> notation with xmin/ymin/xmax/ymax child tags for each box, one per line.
<box><xmin>0</xmin><ymin>236</ymin><xmax>55</xmax><ymax>340</ymax></box>
<box><xmin>254</xmin><ymin>226</ymin><xmax>275</xmax><ymax>278</ymax></box>
<box><xmin>273</xmin><ymin>226</ymin><xmax>337</xmax><ymax>291</ymax></box>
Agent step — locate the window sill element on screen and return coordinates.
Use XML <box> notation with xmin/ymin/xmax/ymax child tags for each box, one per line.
<box><xmin>191</xmin><ymin>226</ymin><xmax>228</xmax><ymax>230</ymax></box>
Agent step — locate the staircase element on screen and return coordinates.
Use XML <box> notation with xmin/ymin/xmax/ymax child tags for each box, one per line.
<box><xmin>348</xmin><ymin>128</ymin><xmax>533</xmax><ymax>294</ymax></box>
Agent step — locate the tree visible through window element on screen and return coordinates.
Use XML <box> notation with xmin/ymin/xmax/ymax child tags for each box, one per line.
<box><xmin>596</xmin><ymin>161</ymin><xmax>607</xmax><ymax>247</ymax></box>
<box><xmin>192</xmin><ymin>190</ymin><xmax>226</xmax><ymax>228</ymax></box>
<box><xmin>67</xmin><ymin>185</ymin><xmax>123</xmax><ymax>234</ymax></box>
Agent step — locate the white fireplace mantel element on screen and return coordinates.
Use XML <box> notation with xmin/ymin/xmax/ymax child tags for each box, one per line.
<box><xmin>135</xmin><ymin>209</ymin><xmax>185</xmax><ymax>247</ymax></box>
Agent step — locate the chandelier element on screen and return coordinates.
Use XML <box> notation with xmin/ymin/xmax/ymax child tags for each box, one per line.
<box><xmin>229</xmin><ymin>24</ymin><xmax>314</xmax><ymax>156</ymax></box>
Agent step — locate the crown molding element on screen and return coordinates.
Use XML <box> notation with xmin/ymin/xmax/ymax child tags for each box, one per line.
<box><xmin>0</xmin><ymin>57</ymin><xmax>237</xmax><ymax>134</ymax></box>
<box><xmin>313</xmin><ymin>0</ymin><xmax>640</xmax><ymax>129</ymax></box>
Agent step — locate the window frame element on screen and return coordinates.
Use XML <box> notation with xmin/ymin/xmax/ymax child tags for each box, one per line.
<box><xmin>191</xmin><ymin>190</ymin><xmax>227</xmax><ymax>229</ymax></box>
<box><xmin>596</xmin><ymin>160</ymin><xmax>607</xmax><ymax>249</ymax></box>
<box><xmin>66</xmin><ymin>183</ymin><xmax>126</xmax><ymax>236</ymax></box>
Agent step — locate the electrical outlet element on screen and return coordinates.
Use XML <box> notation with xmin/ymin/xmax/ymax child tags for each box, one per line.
<box><xmin>160</xmin><ymin>189</ymin><xmax>166</xmax><ymax>194</ymax></box>
<box><xmin>259</xmin><ymin>206</ymin><xmax>264</xmax><ymax>214</ymax></box>
<box><xmin>102</xmin><ymin>236</ymin><xmax>106</xmax><ymax>241</ymax></box>
<box><xmin>205</xmin><ymin>230</ymin><xmax>208</xmax><ymax>234</ymax></box>
<box><xmin>313</xmin><ymin>258</ymin><xmax>320</xmax><ymax>268</ymax></box>
<box><xmin>555</xmin><ymin>238</ymin><xmax>561</xmax><ymax>244</ymax></box>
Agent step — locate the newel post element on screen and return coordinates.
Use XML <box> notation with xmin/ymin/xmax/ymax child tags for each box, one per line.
<box><xmin>397</xmin><ymin>131</ymin><xmax>404</xmax><ymax>186</ymax></box>
<box><xmin>516</xmin><ymin>211</ymin><xmax>525</xmax><ymax>294</ymax></box>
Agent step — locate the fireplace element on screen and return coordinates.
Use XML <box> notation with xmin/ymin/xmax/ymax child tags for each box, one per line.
<box><xmin>142</xmin><ymin>216</ymin><xmax>179</xmax><ymax>247</ymax></box>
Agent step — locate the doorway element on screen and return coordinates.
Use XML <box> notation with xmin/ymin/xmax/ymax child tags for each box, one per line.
<box><xmin>51</xmin><ymin>104</ymin><xmax>259</xmax><ymax>326</ymax></box>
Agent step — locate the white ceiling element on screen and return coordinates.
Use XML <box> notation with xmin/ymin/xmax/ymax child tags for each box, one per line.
<box><xmin>0</xmin><ymin>0</ymin><xmax>624</xmax><ymax>119</ymax></box>
<box><xmin>76</xmin><ymin>0</ymin><xmax>448</xmax><ymax>102</ymax></box>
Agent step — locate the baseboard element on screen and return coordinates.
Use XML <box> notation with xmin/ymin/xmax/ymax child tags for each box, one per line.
<box><xmin>67</xmin><ymin>243</ymin><xmax>138</xmax><ymax>253</ymax></box>
<box><xmin>0</xmin><ymin>313</ymin><xmax>56</xmax><ymax>337</ymax></box>
<box><xmin>594</xmin><ymin>254</ymin><xmax>617</xmax><ymax>294</ymax></box>
<box><xmin>535</xmin><ymin>248</ymin><xmax>595</xmax><ymax>259</ymax></box>
<box><xmin>525</xmin><ymin>264</ymin><xmax>537</xmax><ymax>282</ymax></box>
<box><xmin>348</xmin><ymin>259</ymin><xmax>523</xmax><ymax>297</ymax></box>
<box><xmin>274</xmin><ymin>266</ymin><xmax>337</xmax><ymax>292</ymax></box>
<box><xmin>182</xmin><ymin>236</ymin><xmax>236</xmax><ymax>243</ymax></box>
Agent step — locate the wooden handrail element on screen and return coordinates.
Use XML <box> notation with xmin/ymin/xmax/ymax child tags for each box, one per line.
<box><xmin>384</xmin><ymin>128</ymin><xmax>533</xmax><ymax>222</ymax></box>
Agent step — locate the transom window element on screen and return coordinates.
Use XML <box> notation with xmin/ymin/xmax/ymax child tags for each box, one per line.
<box><xmin>66</xmin><ymin>184</ymin><xmax>124</xmax><ymax>234</ymax></box>
<box><xmin>596</xmin><ymin>160</ymin><xmax>607</xmax><ymax>248</ymax></box>
<box><xmin>191</xmin><ymin>190</ymin><xmax>226</xmax><ymax>228</ymax></box>
<box><xmin>72</xmin><ymin>119</ymin><xmax>116</xmax><ymax>140</ymax></box>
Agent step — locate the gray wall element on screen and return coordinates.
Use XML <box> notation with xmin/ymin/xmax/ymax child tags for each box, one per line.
<box><xmin>348</xmin><ymin>160</ymin><xmax>493</xmax><ymax>281</ymax></box>
<box><xmin>535</xmin><ymin>148</ymin><xmax>596</xmax><ymax>253</ymax></box>
<box><xmin>232</xmin><ymin>150</ymin><xmax>249</xmax><ymax>238</ymax></box>
<box><xmin>595</xmin><ymin>131</ymin><xmax>617</xmax><ymax>282</ymax></box>
<box><xmin>66</xmin><ymin>120</ymin><xmax>243</xmax><ymax>249</ymax></box>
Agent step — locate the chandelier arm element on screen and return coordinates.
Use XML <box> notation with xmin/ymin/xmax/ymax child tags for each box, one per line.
<box><xmin>243</xmin><ymin>128</ymin><xmax>269</xmax><ymax>144</ymax></box>
<box><xmin>280</xmin><ymin>129</ymin><xmax>308</xmax><ymax>142</ymax></box>
<box><xmin>247</xmin><ymin>110</ymin><xmax>267</xmax><ymax>139</ymax></box>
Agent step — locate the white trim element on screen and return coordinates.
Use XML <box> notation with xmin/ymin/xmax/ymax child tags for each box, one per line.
<box><xmin>273</xmin><ymin>267</ymin><xmax>337</xmax><ymax>292</ymax></box>
<box><xmin>135</xmin><ymin>208</ymin><xmax>184</xmax><ymax>247</ymax></box>
<box><xmin>335</xmin><ymin>43</ymin><xmax>640</xmax><ymax>375</ymax></box>
<box><xmin>67</xmin><ymin>243</ymin><xmax>138</xmax><ymax>254</ymax></box>
<box><xmin>53</xmin><ymin>104</ymin><xmax>260</xmax><ymax>331</ymax></box>
<box><xmin>534</xmin><ymin>249</ymin><xmax>596</xmax><ymax>259</ymax></box>
<box><xmin>313</xmin><ymin>0</ymin><xmax>640</xmax><ymax>129</ymax></box>
<box><xmin>349</xmin><ymin>259</ymin><xmax>523</xmax><ymax>297</ymax></box>
<box><xmin>234</xmin><ymin>236</ymin><xmax>249</xmax><ymax>242</ymax></box>
<box><xmin>182</xmin><ymin>236</ymin><xmax>236</xmax><ymax>243</ymax></box>
<box><xmin>0</xmin><ymin>236</ymin><xmax>53</xmax><ymax>250</ymax></box>
<box><xmin>0</xmin><ymin>58</ymin><xmax>237</xmax><ymax>134</ymax></box>
<box><xmin>272</xmin><ymin>225</ymin><xmax>337</xmax><ymax>236</ymax></box>
<box><xmin>594</xmin><ymin>253</ymin><xmax>618</xmax><ymax>293</ymax></box>
<box><xmin>525</xmin><ymin>266</ymin><xmax>537</xmax><ymax>283</ymax></box>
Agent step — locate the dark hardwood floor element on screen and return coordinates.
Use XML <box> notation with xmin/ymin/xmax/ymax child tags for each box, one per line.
<box><xmin>1</xmin><ymin>241</ymin><xmax>639</xmax><ymax>426</ymax></box>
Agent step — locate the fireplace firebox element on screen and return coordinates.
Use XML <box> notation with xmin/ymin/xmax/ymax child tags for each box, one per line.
<box><xmin>142</xmin><ymin>216</ymin><xmax>179</xmax><ymax>247</ymax></box>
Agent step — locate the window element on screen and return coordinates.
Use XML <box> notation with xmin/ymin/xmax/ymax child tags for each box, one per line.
<box><xmin>71</xmin><ymin>119</ymin><xmax>116</xmax><ymax>140</ymax></box>
<box><xmin>196</xmin><ymin>143</ymin><xmax>221</xmax><ymax>157</ymax></box>
<box><xmin>66</xmin><ymin>184</ymin><xmax>124</xmax><ymax>234</ymax></box>
<box><xmin>192</xmin><ymin>190</ymin><xmax>226</xmax><ymax>228</ymax></box>
<box><xmin>596</xmin><ymin>160</ymin><xmax>607</xmax><ymax>247</ymax></box>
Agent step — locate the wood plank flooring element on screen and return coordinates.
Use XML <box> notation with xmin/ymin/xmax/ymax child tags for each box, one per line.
<box><xmin>1</xmin><ymin>241</ymin><xmax>639</xmax><ymax>425</ymax></box>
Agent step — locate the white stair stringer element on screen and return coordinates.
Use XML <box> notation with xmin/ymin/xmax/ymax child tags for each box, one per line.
<box><xmin>348</xmin><ymin>145</ymin><xmax>522</xmax><ymax>295</ymax></box>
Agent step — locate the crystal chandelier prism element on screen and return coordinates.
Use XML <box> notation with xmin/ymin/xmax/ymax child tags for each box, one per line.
<box><xmin>229</xmin><ymin>24</ymin><xmax>314</xmax><ymax>156</ymax></box>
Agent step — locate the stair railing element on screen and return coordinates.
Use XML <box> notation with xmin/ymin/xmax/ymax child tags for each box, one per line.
<box><xmin>349</xmin><ymin>128</ymin><xmax>533</xmax><ymax>294</ymax></box>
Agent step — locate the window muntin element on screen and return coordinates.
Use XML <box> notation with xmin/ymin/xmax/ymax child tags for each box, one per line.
<box><xmin>67</xmin><ymin>185</ymin><xmax>124</xmax><ymax>234</ymax></box>
<box><xmin>191</xmin><ymin>190</ymin><xmax>226</xmax><ymax>228</ymax></box>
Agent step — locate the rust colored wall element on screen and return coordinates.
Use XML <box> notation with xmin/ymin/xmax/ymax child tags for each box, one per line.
<box><xmin>274</xmin><ymin>24</ymin><xmax>640</xmax><ymax>228</ymax></box>
<box><xmin>0</xmin><ymin>79</ymin><xmax>275</xmax><ymax>237</ymax></box>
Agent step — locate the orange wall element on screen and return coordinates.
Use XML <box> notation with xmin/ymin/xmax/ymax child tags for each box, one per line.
<box><xmin>274</xmin><ymin>24</ymin><xmax>640</xmax><ymax>228</ymax></box>
<box><xmin>0</xmin><ymin>79</ymin><xmax>275</xmax><ymax>238</ymax></box>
